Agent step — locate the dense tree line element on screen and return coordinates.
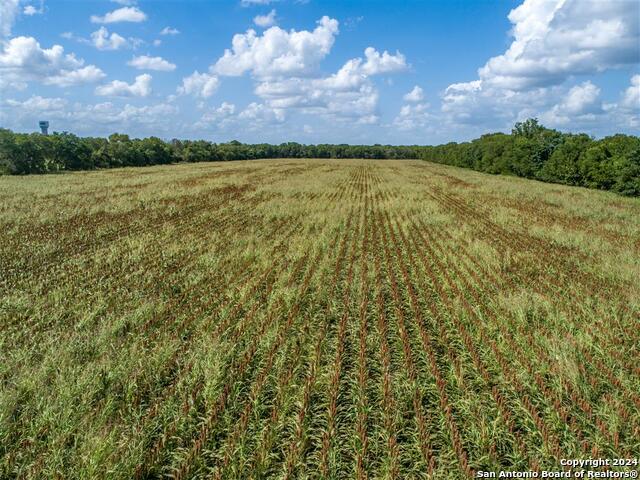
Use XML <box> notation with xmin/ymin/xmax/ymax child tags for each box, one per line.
<box><xmin>420</xmin><ymin>119</ymin><xmax>640</xmax><ymax>196</ymax></box>
<box><xmin>1</xmin><ymin>119</ymin><xmax>638</xmax><ymax>195</ymax></box>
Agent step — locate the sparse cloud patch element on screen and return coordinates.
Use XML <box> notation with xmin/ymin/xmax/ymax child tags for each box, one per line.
<box><xmin>1</xmin><ymin>0</ymin><xmax>21</xmax><ymax>37</ymax></box>
<box><xmin>91</xmin><ymin>6</ymin><xmax>147</xmax><ymax>24</ymax></box>
<box><xmin>95</xmin><ymin>73</ymin><xmax>152</xmax><ymax>97</ymax></box>
<box><xmin>241</xmin><ymin>0</ymin><xmax>275</xmax><ymax>7</ymax></box>
<box><xmin>403</xmin><ymin>86</ymin><xmax>424</xmax><ymax>102</ymax></box>
<box><xmin>23</xmin><ymin>3</ymin><xmax>44</xmax><ymax>16</ymax></box>
<box><xmin>253</xmin><ymin>10</ymin><xmax>277</xmax><ymax>28</ymax></box>
<box><xmin>160</xmin><ymin>26</ymin><xmax>180</xmax><ymax>36</ymax></box>
<box><xmin>91</xmin><ymin>27</ymin><xmax>128</xmax><ymax>50</ymax></box>
<box><xmin>128</xmin><ymin>55</ymin><xmax>176</xmax><ymax>71</ymax></box>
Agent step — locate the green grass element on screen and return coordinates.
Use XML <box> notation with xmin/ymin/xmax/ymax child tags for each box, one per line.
<box><xmin>1</xmin><ymin>159</ymin><xmax>639</xmax><ymax>479</ymax></box>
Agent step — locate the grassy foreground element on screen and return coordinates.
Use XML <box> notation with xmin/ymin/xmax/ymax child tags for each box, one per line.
<box><xmin>1</xmin><ymin>159</ymin><xmax>639</xmax><ymax>478</ymax></box>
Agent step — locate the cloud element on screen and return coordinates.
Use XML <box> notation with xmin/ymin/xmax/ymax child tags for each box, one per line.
<box><xmin>193</xmin><ymin>102</ymin><xmax>237</xmax><ymax>130</ymax></box>
<box><xmin>23</xmin><ymin>3</ymin><xmax>44</xmax><ymax>16</ymax></box>
<box><xmin>359</xmin><ymin>47</ymin><xmax>407</xmax><ymax>75</ymax></box>
<box><xmin>393</xmin><ymin>102</ymin><xmax>431</xmax><ymax>130</ymax></box>
<box><xmin>4</xmin><ymin>95</ymin><xmax>67</xmax><ymax>112</ymax></box>
<box><xmin>0</xmin><ymin>36</ymin><xmax>105</xmax><ymax>89</ymax></box>
<box><xmin>90</xmin><ymin>27</ymin><xmax>128</xmax><ymax>50</ymax></box>
<box><xmin>251</xmin><ymin>48</ymin><xmax>406</xmax><ymax>124</ymax></box>
<box><xmin>560</xmin><ymin>81</ymin><xmax>602</xmax><ymax>115</ymax></box>
<box><xmin>254</xmin><ymin>77</ymin><xmax>379</xmax><ymax>115</ymax></box>
<box><xmin>1</xmin><ymin>0</ymin><xmax>20</xmax><ymax>37</ymax></box>
<box><xmin>239</xmin><ymin>102</ymin><xmax>285</xmax><ymax>123</ymax></box>
<box><xmin>344</xmin><ymin>16</ymin><xmax>364</xmax><ymax>31</ymax></box>
<box><xmin>128</xmin><ymin>55</ymin><xmax>176</xmax><ymax>71</ymax></box>
<box><xmin>254</xmin><ymin>9</ymin><xmax>277</xmax><ymax>28</ymax></box>
<box><xmin>613</xmin><ymin>75</ymin><xmax>640</xmax><ymax>128</ymax></box>
<box><xmin>76</xmin><ymin>102</ymin><xmax>179</xmax><ymax>133</ymax></box>
<box><xmin>620</xmin><ymin>74</ymin><xmax>640</xmax><ymax>110</ymax></box>
<box><xmin>439</xmin><ymin>0</ymin><xmax>640</xmax><ymax>131</ymax></box>
<box><xmin>539</xmin><ymin>81</ymin><xmax>603</xmax><ymax>126</ymax></box>
<box><xmin>48</xmin><ymin>66</ymin><xmax>106</xmax><ymax>87</ymax></box>
<box><xmin>62</xmin><ymin>28</ymin><xmax>142</xmax><ymax>51</ymax></box>
<box><xmin>95</xmin><ymin>73</ymin><xmax>152</xmax><ymax>97</ymax></box>
<box><xmin>209</xmin><ymin>16</ymin><xmax>406</xmax><ymax>124</ymax></box>
<box><xmin>204</xmin><ymin>13</ymin><xmax>408</xmax><ymax>126</ymax></box>
<box><xmin>91</xmin><ymin>6</ymin><xmax>147</xmax><ymax>24</ymax></box>
<box><xmin>403</xmin><ymin>85</ymin><xmax>424</xmax><ymax>102</ymax></box>
<box><xmin>0</xmin><ymin>95</ymin><xmax>67</xmax><ymax>131</ymax></box>
<box><xmin>478</xmin><ymin>0</ymin><xmax>639</xmax><ymax>90</ymax></box>
<box><xmin>178</xmin><ymin>71</ymin><xmax>220</xmax><ymax>98</ymax></box>
<box><xmin>1</xmin><ymin>96</ymin><xmax>181</xmax><ymax>137</ymax></box>
<box><xmin>213</xmin><ymin>101</ymin><xmax>236</xmax><ymax>116</ymax></box>
<box><xmin>214</xmin><ymin>16</ymin><xmax>339</xmax><ymax>77</ymax></box>
<box><xmin>160</xmin><ymin>26</ymin><xmax>179</xmax><ymax>35</ymax></box>
<box><xmin>241</xmin><ymin>0</ymin><xmax>275</xmax><ymax>6</ymax></box>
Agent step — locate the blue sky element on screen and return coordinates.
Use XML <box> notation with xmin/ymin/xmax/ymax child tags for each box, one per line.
<box><xmin>1</xmin><ymin>0</ymin><xmax>638</xmax><ymax>144</ymax></box>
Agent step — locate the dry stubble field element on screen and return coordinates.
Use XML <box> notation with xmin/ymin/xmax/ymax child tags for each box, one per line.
<box><xmin>1</xmin><ymin>159</ymin><xmax>639</xmax><ymax>479</ymax></box>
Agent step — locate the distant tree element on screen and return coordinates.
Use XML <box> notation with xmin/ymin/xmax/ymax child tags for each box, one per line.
<box><xmin>614</xmin><ymin>147</ymin><xmax>640</xmax><ymax>196</ymax></box>
<box><xmin>0</xmin><ymin>128</ymin><xmax>17</xmax><ymax>174</ymax></box>
<box><xmin>49</xmin><ymin>132</ymin><xmax>92</xmax><ymax>171</ymax></box>
<box><xmin>512</xmin><ymin>118</ymin><xmax>545</xmax><ymax>139</ymax></box>
<box><xmin>12</xmin><ymin>135</ymin><xmax>47</xmax><ymax>174</ymax></box>
<box><xmin>538</xmin><ymin>134</ymin><xmax>592</xmax><ymax>185</ymax></box>
<box><xmin>139</xmin><ymin>137</ymin><xmax>174</xmax><ymax>165</ymax></box>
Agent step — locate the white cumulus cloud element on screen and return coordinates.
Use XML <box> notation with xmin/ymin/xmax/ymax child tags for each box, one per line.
<box><xmin>91</xmin><ymin>6</ymin><xmax>147</xmax><ymax>24</ymax></box>
<box><xmin>48</xmin><ymin>66</ymin><xmax>106</xmax><ymax>87</ymax></box>
<box><xmin>90</xmin><ymin>27</ymin><xmax>128</xmax><ymax>50</ymax></box>
<box><xmin>95</xmin><ymin>73</ymin><xmax>152</xmax><ymax>97</ymax></box>
<box><xmin>540</xmin><ymin>81</ymin><xmax>603</xmax><ymax>126</ymax></box>
<box><xmin>478</xmin><ymin>0</ymin><xmax>639</xmax><ymax>90</ymax></box>
<box><xmin>621</xmin><ymin>74</ymin><xmax>640</xmax><ymax>110</ymax></box>
<box><xmin>128</xmin><ymin>55</ymin><xmax>176</xmax><ymax>71</ymax></box>
<box><xmin>0</xmin><ymin>36</ymin><xmax>105</xmax><ymax>89</ymax></box>
<box><xmin>403</xmin><ymin>85</ymin><xmax>424</xmax><ymax>102</ymax></box>
<box><xmin>394</xmin><ymin>102</ymin><xmax>431</xmax><ymax>130</ymax></box>
<box><xmin>239</xmin><ymin>102</ymin><xmax>285</xmax><ymax>123</ymax></box>
<box><xmin>252</xmin><ymin>47</ymin><xmax>406</xmax><ymax>123</ymax></box>
<box><xmin>193</xmin><ymin>17</ymin><xmax>408</xmax><ymax>125</ymax></box>
<box><xmin>214</xmin><ymin>16</ymin><xmax>339</xmax><ymax>77</ymax></box>
<box><xmin>359</xmin><ymin>47</ymin><xmax>407</xmax><ymax>75</ymax></box>
<box><xmin>254</xmin><ymin>9</ymin><xmax>276</xmax><ymax>28</ymax></box>
<box><xmin>178</xmin><ymin>71</ymin><xmax>220</xmax><ymax>98</ymax></box>
<box><xmin>439</xmin><ymin>0</ymin><xmax>639</xmax><ymax>131</ymax></box>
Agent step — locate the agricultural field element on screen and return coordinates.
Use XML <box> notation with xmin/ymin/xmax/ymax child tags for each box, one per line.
<box><xmin>1</xmin><ymin>159</ymin><xmax>639</xmax><ymax>479</ymax></box>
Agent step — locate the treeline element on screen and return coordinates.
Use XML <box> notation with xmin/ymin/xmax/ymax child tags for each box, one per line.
<box><xmin>0</xmin><ymin>129</ymin><xmax>419</xmax><ymax>173</ymax></box>
<box><xmin>1</xmin><ymin>119</ymin><xmax>638</xmax><ymax>196</ymax></box>
<box><xmin>421</xmin><ymin>119</ymin><xmax>640</xmax><ymax>196</ymax></box>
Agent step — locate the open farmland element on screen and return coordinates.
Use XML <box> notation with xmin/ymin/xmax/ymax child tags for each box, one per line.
<box><xmin>1</xmin><ymin>159</ymin><xmax>639</xmax><ymax>479</ymax></box>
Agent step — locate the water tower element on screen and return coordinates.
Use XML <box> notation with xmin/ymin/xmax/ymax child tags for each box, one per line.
<box><xmin>39</xmin><ymin>121</ymin><xmax>49</xmax><ymax>135</ymax></box>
